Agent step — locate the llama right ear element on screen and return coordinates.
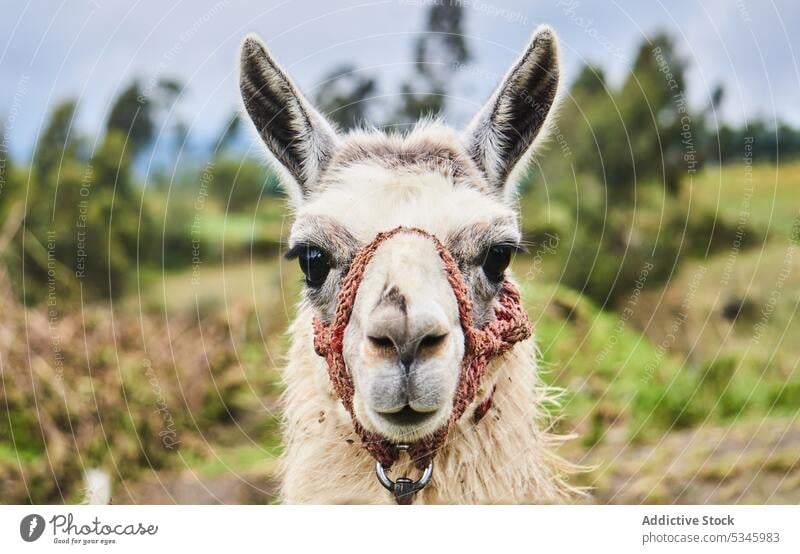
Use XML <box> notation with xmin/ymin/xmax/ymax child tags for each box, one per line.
<box><xmin>239</xmin><ymin>34</ymin><xmax>338</xmax><ymax>202</ymax></box>
<box><xmin>463</xmin><ymin>26</ymin><xmax>560</xmax><ymax>199</ymax></box>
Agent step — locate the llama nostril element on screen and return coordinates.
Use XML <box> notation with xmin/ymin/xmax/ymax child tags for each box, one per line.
<box><xmin>383</xmin><ymin>332</ymin><xmax>450</xmax><ymax>374</ymax></box>
<box><xmin>365</xmin><ymin>303</ymin><xmax>450</xmax><ymax>371</ymax></box>
<box><xmin>368</xmin><ymin>335</ymin><xmax>395</xmax><ymax>350</ymax></box>
<box><xmin>419</xmin><ymin>332</ymin><xmax>447</xmax><ymax>349</ymax></box>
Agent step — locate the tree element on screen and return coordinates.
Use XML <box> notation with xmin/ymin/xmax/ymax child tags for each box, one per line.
<box><xmin>34</xmin><ymin>100</ymin><xmax>79</xmax><ymax>184</ymax></box>
<box><xmin>314</xmin><ymin>65</ymin><xmax>376</xmax><ymax>131</ymax></box>
<box><xmin>617</xmin><ymin>33</ymin><xmax>691</xmax><ymax>192</ymax></box>
<box><xmin>105</xmin><ymin>78</ymin><xmax>183</xmax><ymax>159</ymax></box>
<box><xmin>394</xmin><ymin>3</ymin><xmax>470</xmax><ymax>124</ymax></box>
<box><xmin>106</xmin><ymin>81</ymin><xmax>154</xmax><ymax>158</ymax></box>
<box><xmin>215</xmin><ymin>112</ymin><xmax>242</xmax><ymax>152</ymax></box>
<box><xmin>556</xmin><ymin>34</ymin><xmax>699</xmax><ymax>196</ymax></box>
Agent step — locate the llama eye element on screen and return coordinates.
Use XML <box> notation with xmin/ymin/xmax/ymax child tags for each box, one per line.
<box><xmin>481</xmin><ymin>245</ymin><xmax>513</xmax><ymax>282</ymax></box>
<box><xmin>296</xmin><ymin>246</ymin><xmax>331</xmax><ymax>288</ymax></box>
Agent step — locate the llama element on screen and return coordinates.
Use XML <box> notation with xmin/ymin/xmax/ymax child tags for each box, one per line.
<box><xmin>239</xmin><ymin>25</ymin><xmax>575</xmax><ymax>504</ymax></box>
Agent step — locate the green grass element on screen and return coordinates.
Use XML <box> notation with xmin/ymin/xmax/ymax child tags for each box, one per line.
<box><xmin>515</xmin><ymin>238</ymin><xmax>800</xmax><ymax>445</ymax></box>
<box><xmin>688</xmin><ymin>161</ymin><xmax>800</xmax><ymax>241</ymax></box>
<box><xmin>0</xmin><ymin>442</ymin><xmax>40</xmax><ymax>464</ymax></box>
<box><xmin>517</xmin><ymin>275</ymin><xmax>684</xmax><ymax>444</ymax></box>
<box><xmin>181</xmin><ymin>443</ymin><xmax>280</xmax><ymax>478</ymax></box>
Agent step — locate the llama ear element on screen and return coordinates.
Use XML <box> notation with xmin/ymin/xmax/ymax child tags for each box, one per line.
<box><xmin>464</xmin><ymin>26</ymin><xmax>560</xmax><ymax>198</ymax></box>
<box><xmin>239</xmin><ymin>34</ymin><xmax>338</xmax><ymax>202</ymax></box>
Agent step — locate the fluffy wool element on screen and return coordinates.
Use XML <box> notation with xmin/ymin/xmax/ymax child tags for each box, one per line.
<box><xmin>280</xmin><ymin>302</ymin><xmax>575</xmax><ymax>504</ymax></box>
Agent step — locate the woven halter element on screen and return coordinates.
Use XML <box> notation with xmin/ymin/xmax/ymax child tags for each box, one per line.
<box><xmin>312</xmin><ymin>226</ymin><xmax>532</xmax><ymax>502</ymax></box>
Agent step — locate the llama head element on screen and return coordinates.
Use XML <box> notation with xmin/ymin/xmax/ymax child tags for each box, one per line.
<box><xmin>240</xmin><ymin>27</ymin><xmax>559</xmax><ymax>443</ymax></box>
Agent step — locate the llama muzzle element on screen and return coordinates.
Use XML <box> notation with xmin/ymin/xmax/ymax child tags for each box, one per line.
<box><xmin>312</xmin><ymin>226</ymin><xmax>532</xmax><ymax>503</ymax></box>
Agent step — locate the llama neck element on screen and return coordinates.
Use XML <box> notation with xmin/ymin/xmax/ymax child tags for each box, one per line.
<box><xmin>279</xmin><ymin>304</ymin><xmax>571</xmax><ymax>504</ymax></box>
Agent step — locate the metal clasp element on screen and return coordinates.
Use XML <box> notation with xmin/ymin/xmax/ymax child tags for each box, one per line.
<box><xmin>375</xmin><ymin>445</ymin><xmax>433</xmax><ymax>504</ymax></box>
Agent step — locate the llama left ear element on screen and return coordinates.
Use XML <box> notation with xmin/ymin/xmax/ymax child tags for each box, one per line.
<box><xmin>239</xmin><ymin>34</ymin><xmax>339</xmax><ymax>204</ymax></box>
<box><xmin>464</xmin><ymin>26</ymin><xmax>560</xmax><ymax>199</ymax></box>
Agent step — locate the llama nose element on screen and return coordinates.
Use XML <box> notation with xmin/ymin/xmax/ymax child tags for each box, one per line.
<box><xmin>366</xmin><ymin>305</ymin><xmax>450</xmax><ymax>372</ymax></box>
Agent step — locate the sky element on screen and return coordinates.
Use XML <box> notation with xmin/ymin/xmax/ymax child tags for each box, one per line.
<box><xmin>1</xmin><ymin>0</ymin><xmax>799</xmax><ymax>160</ymax></box>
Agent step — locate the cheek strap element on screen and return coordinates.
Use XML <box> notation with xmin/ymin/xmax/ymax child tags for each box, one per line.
<box><xmin>312</xmin><ymin>226</ymin><xmax>532</xmax><ymax>473</ymax></box>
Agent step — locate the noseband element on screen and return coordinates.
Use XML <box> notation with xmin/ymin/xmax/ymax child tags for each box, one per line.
<box><xmin>312</xmin><ymin>226</ymin><xmax>532</xmax><ymax>503</ymax></box>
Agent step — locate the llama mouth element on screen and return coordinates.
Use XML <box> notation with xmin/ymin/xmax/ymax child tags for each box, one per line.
<box><xmin>376</xmin><ymin>405</ymin><xmax>437</xmax><ymax>428</ymax></box>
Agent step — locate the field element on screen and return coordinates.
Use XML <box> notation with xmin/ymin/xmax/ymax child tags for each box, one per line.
<box><xmin>1</xmin><ymin>161</ymin><xmax>799</xmax><ymax>504</ymax></box>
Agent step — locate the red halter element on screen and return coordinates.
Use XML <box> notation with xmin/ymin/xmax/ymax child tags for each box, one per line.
<box><xmin>312</xmin><ymin>226</ymin><xmax>532</xmax><ymax>499</ymax></box>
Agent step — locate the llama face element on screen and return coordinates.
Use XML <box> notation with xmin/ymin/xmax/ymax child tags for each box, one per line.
<box><xmin>240</xmin><ymin>27</ymin><xmax>559</xmax><ymax>442</ymax></box>
<box><xmin>290</xmin><ymin>144</ymin><xmax>521</xmax><ymax>441</ymax></box>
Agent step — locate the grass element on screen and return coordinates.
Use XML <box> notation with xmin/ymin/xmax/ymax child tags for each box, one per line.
<box><xmin>0</xmin><ymin>442</ymin><xmax>40</xmax><ymax>464</ymax></box>
<box><xmin>514</xmin><ymin>235</ymin><xmax>800</xmax><ymax>443</ymax></box>
<box><xmin>181</xmin><ymin>443</ymin><xmax>280</xmax><ymax>478</ymax></box>
<box><xmin>688</xmin><ymin>160</ymin><xmax>800</xmax><ymax>241</ymax></box>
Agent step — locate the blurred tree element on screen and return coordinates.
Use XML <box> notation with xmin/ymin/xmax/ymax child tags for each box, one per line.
<box><xmin>13</xmin><ymin>90</ymin><xmax>160</xmax><ymax>303</ymax></box>
<box><xmin>78</xmin><ymin>130</ymin><xmax>143</xmax><ymax>298</ymax></box>
<box><xmin>415</xmin><ymin>2</ymin><xmax>470</xmax><ymax>82</ymax></box>
<box><xmin>562</xmin><ymin>64</ymin><xmax>633</xmax><ymax>189</ymax></box>
<box><xmin>155</xmin><ymin>77</ymin><xmax>183</xmax><ymax>104</ymax></box>
<box><xmin>12</xmin><ymin>99</ymin><xmax>83</xmax><ymax>302</ymax></box>
<box><xmin>617</xmin><ymin>33</ymin><xmax>691</xmax><ymax>193</ymax></box>
<box><xmin>315</xmin><ymin>65</ymin><xmax>376</xmax><ymax>130</ymax></box>
<box><xmin>211</xmin><ymin>156</ymin><xmax>279</xmax><ymax>212</ymax></box>
<box><xmin>709</xmin><ymin>84</ymin><xmax>725</xmax><ymax>112</ymax></box>
<box><xmin>555</xmin><ymin>34</ymin><xmax>698</xmax><ymax>196</ymax></box>
<box><xmin>33</xmin><ymin>100</ymin><xmax>79</xmax><ymax>184</ymax></box>
<box><xmin>0</xmin><ymin>125</ymin><xmax>25</xmax><ymax>262</ymax></box>
<box><xmin>394</xmin><ymin>3</ymin><xmax>470</xmax><ymax>123</ymax></box>
<box><xmin>572</xmin><ymin>64</ymin><xmax>608</xmax><ymax>98</ymax></box>
<box><xmin>106</xmin><ymin>78</ymin><xmax>183</xmax><ymax>159</ymax></box>
<box><xmin>215</xmin><ymin>112</ymin><xmax>242</xmax><ymax>152</ymax></box>
<box><xmin>106</xmin><ymin>81</ymin><xmax>154</xmax><ymax>158</ymax></box>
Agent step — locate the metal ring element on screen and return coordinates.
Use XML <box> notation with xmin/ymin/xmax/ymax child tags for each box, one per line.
<box><xmin>375</xmin><ymin>458</ymin><xmax>433</xmax><ymax>492</ymax></box>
